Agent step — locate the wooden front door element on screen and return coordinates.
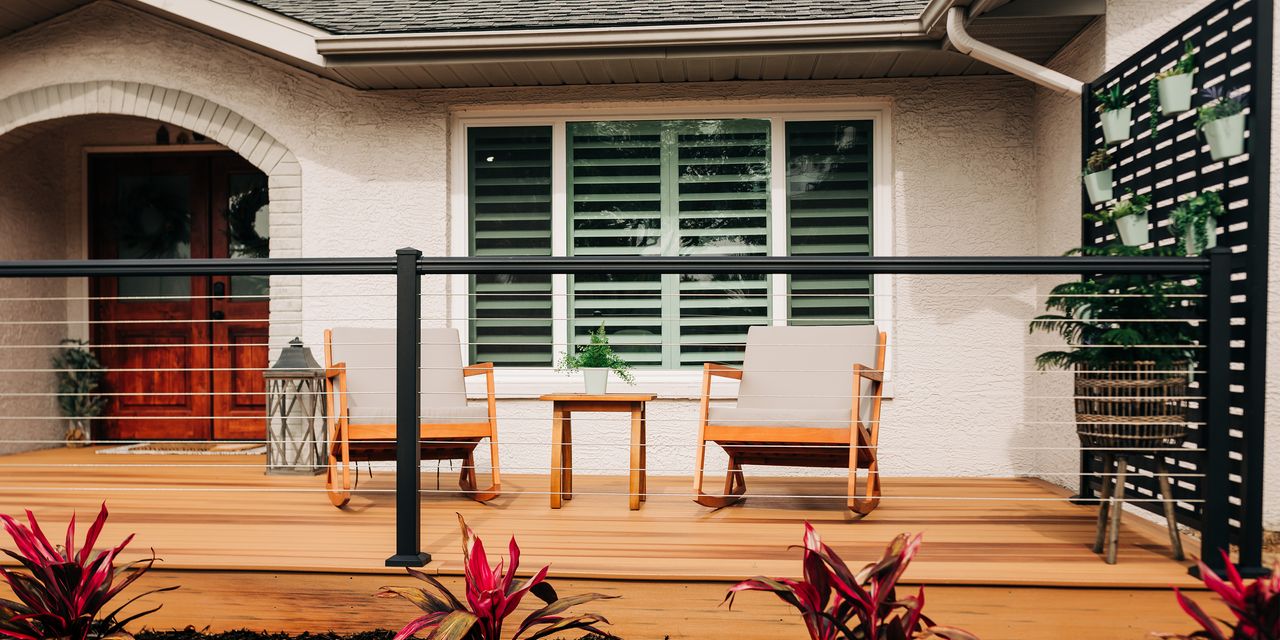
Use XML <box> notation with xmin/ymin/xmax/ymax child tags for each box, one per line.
<box><xmin>90</xmin><ymin>153</ymin><xmax>270</xmax><ymax>441</ymax></box>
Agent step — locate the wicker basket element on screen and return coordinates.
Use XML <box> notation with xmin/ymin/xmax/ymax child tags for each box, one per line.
<box><xmin>1074</xmin><ymin>361</ymin><xmax>1190</xmax><ymax>450</ymax></box>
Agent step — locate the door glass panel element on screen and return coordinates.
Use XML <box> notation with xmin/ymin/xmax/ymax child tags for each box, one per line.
<box><xmin>225</xmin><ymin>173</ymin><xmax>270</xmax><ymax>298</ymax></box>
<box><xmin>115</xmin><ymin>175</ymin><xmax>192</xmax><ymax>299</ymax></box>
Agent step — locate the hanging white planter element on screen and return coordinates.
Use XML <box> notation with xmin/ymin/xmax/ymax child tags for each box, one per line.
<box><xmin>1202</xmin><ymin>112</ymin><xmax>1246</xmax><ymax>160</ymax></box>
<box><xmin>1184</xmin><ymin>218</ymin><xmax>1218</xmax><ymax>255</ymax></box>
<box><xmin>1114</xmin><ymin>212</ymin><xmax>1150</xmax><ymax>246</ymax></box>
<box><xmin>1157</xmin><ymin>73</ymin><xmax>1195</xmax><ymax>114</ymax></box>
<box><xmin>583</xmin><ymin>367</ymin><xmax>609</xmax><ymax>395</ymax></box>
<box><xmin>1082</xmin><ymin>169</ymin><xmax>1113</xmax><ymax>204</ymax></box>
<box><xmin>1100</xmin><ymin>107</ymin><xmax>1133</xmax><ymax>143</ymax></box>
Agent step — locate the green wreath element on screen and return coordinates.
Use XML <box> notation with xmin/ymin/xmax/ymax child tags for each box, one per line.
<box><xmin>115</xmin><ymin>182</ymin><xmax>191</xmax><ymax>258</ymax></box>
<box><xmin>225</xmin><ymin>182</ymin><xmax>269</xmax><ymax>259</ymax></box>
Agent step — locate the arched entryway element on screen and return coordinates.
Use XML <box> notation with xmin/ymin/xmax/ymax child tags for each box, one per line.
<box><xmin>0</xmin><ymin>82</ymin><xmax>302</xmax><ymax>442</ymax></box>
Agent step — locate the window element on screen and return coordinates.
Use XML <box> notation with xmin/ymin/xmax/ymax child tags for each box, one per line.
<box><xmin>461</xmin><ymin>111</ymin><xmax>883</xmax><ymax>370</ymax></box>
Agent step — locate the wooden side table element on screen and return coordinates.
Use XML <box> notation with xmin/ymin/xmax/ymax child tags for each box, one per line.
<box><xmin>539</xmin><ymin>393</ymin><xmax>656</xmax><ymax>510</ymax></box>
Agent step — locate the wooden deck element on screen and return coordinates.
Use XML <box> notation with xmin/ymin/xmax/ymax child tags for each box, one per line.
<box><xmin>0</xmin><ymin>447</ymin><xmax>1213</xmax><ymax>639</ymax></box>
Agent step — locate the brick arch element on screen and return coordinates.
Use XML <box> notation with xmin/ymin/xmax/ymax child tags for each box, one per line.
<box><xmin>0</xmin><ymin>80</ymin><xmax>303</xmax><ymax>341</ymax></box>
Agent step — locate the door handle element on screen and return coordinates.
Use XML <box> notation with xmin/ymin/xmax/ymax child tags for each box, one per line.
<box><xmin>212</xmin><ymin>281</ymin><xmax>225</xmax><ymax>298</ymax></box>
<box><xmin>211</xmin><ymin>310</ymin><xmax>225</xmax><ymax>320</ymax></box>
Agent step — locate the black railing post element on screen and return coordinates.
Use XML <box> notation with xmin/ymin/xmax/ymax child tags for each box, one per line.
<box><xmin>1196</xmin><ymin>246</ymin><xmax>1232</xmax><ymax>577</ymax></box>
<box><xmin>386</xmin><ymin>247</ymin><xmax>429</xmax><ymax>568</ymax></box>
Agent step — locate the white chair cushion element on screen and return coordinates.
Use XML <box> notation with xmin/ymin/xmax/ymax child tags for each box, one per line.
<box><xmin>707</xmin><ymin>406</ymin><xmax>852</xmax><ymax>429</ymax></box>
<box><xmin>735</xmin><ymin>325</ymin><xmax>881</xmax><ymax>427</ymax></box>
<box><xmin>328</xmin><ymin>328</ymin><xmax>478</xmax><ymax>424</ymax></box>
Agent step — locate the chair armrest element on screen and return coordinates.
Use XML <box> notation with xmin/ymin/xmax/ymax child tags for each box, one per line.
<box><xmin>704</xmin><ymin>362</ymin><xmax>744</xmax><ymax>380</ymax></box>
<box><xmin>325</xmin><ymin>363</ymin><xmax>346</xmax><ymax>379</ymax></box>
<box><xmin>463</xmin><ymin>362</ymin><xmax>495</xmax><ymax>377</ymax></box>
<box><xmin>853</xmin><ymin>363</ymin><xmax>883</xmax><ymax>383</ymax></box>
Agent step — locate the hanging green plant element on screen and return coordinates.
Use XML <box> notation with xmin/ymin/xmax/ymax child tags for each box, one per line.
<box><xmin>1169</xmin><ymin>191</ymin><xmax>1224</xmax><ymax>255</ymax></box>
<box><xmin>225</xmin><ymin>182</ymin><xmax>270</xmax><ymax>259</ymax></box>
<box><xmin>1148</xmin><ymin>42</ymin><xmax>1197</xmax><ymax>137</ymax></box>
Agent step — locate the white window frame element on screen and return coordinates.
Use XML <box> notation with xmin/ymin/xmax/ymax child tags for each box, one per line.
<box><xmin>449</xmin><ymin>100</ymin><xmax>894</xmax><ymax>398</ymax></box>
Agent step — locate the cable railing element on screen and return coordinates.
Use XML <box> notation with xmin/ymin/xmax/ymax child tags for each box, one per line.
<box><xmin>0</xmin><ymin>247</ymin><xmax>1254</xmax><ymax>576</ymax></box>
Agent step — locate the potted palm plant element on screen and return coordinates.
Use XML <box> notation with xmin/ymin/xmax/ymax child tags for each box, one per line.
<box><xmin>1086</xmin><ymin>191</ymin><xmax>1151</xmax><ymax>247</ymax></box>
<box><xmin>556</xmin><ymin>322</ymin><xmax>635</xmax><ymax>394</ymax></box>
<box><xmin>1082</xmin><ymin>147</ymin><xmax>1114</xmax><ymax>204</ymax></box>
<box><xmin>1197</xmin><ymin>86</ymin><xmax>1248</xmax><ymax>160</ymax></box>
<box><xmin>1095</xmin><ymin>86</ymin><xmax>1133</xmax><ymax>143</ymax></box>
<box><xmin>1169</xmin><ymin>190</ymin><xmax>1224</xmax><ymax>255</ymax></box>
<box><xmin>1153</xmin><ymin>42</ymin><xmax>1196</xmax><ymax>118</ymax></box>
<box><xmin>1031</xmin><ymin>244</ymin><xmax>1198</xmax><ymax>461</ymax></box>
<box><xmin>50</xmin><ymin>339</ymin><xmax>107</xmax><ymax>447</ymax></box>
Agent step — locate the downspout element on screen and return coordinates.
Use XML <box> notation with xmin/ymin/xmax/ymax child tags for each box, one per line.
<box><xmin>945</xmin><ymin>7</ymin><xmax>1084</xmax><ymax>96</ymax></box>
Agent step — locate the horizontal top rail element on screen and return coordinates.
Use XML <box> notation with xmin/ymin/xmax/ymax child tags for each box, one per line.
<box><xmin>0</xmin><ymin>254</ymin><xmax>1213</xmax><ymax>277</ymax></box>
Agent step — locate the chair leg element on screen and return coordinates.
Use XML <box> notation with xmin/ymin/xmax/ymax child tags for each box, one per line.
<box><xmin>1106</xmin><ymin>456</ymin><xmax>1127</xmax><ymax>565</ymax></box>
<box><xmin>1093</xmin><ymin>453</ymin><xmax>1115</xmax><ymax>554</ymax></box>
<box><xmin>325</xmin><ymin>452</ymin><xmax>351</xmax><ymax>508</ymax></box>
<box><xmin>1156</xmin><ymin>458</ymin><xmax>1185</xmax><ymax>561</ymax></box>
<box><xmin>695</xmin><ymin>448</ymin><xmax>747</xmax><ymax>509</ymax></box>
<box><xmin>474</xmin><ymin>436</ymin><xmax>501</xmax><ymax>503</ymax></box>
<box><xmin>850</xmin><ymin>453</ymin><xmax>881</xmax><ymax>517</ymax></box>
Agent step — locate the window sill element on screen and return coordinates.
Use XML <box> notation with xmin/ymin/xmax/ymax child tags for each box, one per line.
<box><xmin>466</xmin><ymin>368</ymin><xmax>894</xmax><ymax>401</ymax></box>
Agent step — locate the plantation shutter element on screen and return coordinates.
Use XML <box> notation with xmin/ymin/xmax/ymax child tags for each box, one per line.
<box><xmin>674</xmin><ymin>120</ymin><xmax>771</xmax><ymax>366</ymax></box>
<box><xmin>785</xmin><ymin>121</ymin><xmax>875</xmax><ymax>325</ymax></box>
<box><xmin>467</xmin><ymin>126</ymin><xmax>554</xmax><ymax>366</ymax></box>
<box><xmin>567</xmin><ymin>121</ymin><xmax>665</xmax><ymax>367</ymax></box>
<box><xmin>567</xmin><ymin>119</ymin><xmax>771</xmax><ymax>368</ymax></box>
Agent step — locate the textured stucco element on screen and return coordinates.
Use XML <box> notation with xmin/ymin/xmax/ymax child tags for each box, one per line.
<box><xmin>5</xmin><ymin>0</ymin><xmax>1272</xmax><ymax>517</ymax></box>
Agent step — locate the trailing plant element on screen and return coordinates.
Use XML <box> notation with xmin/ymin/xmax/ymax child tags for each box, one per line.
<box><xmin>1095</xmin><ymin>85</ymin><xmax>1128</xmax><ymax>113</ymax></box>
<box><xmin>379</xmin><ymin>514</ymin><xmax>616</xmax><ymax>640</ymax></box>
<box><xmin>1083</xmin><ymin>191</ymin><xmax>1150</xmax><ymax>225</ymax></box>
<box><xmin>1169</xmin><ymin>191</ymin><xmax>1225</xmax><ymax>255</ymax></box>
<box><xmin>1155</xmin><ymin>551</ymin><xmax>1280</xmax><ymax>640</ymax></box>
<box><xmin>1083</xmin><ymin>148</ymin><xmax>1112</xmax><ymax>176</ymax></box>
<box><xmin>0</xmin><ymin>503</ymin><xmax>177</xmax><ymax>640</ymax></box>
<box><xmin>51</xmin><ymin>339</ymin><xmax>108</xmax><ymax>445</ymax></box>
<box><xmin>724</xmin><ymin>523</ymin><xmax>976</xmax><ymax>640</ymax></box>
<box><xmin>1197</xmin><ymin>86</ymin><xmax>1248</xmax><ymax>129</ymax></box>
<box><xmin>554</xmin><ymin>322</ymin><xmax>635</xmax><ymax>384</ymax></box>
<box><xmin>1149</xmin><ymin>42</ymin><xmax>1197</xmax><ymax>137</ymax></box>
<box><xmin>1030</xmin><ymin>244</ymin><xmax>1199</xmax><ymax>370</ymax></box>
<box><xmin>224</xmin><ymin>182</ymin><xmax>269</xmax><ymax>259</ymax></box>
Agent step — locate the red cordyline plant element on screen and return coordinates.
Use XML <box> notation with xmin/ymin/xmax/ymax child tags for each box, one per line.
<box><xmin>725</xmin><ymin>523</ymin><xmax>977</xmax><ymax>640</ymax></box>
<box><xmin>0</xmin><ymin>503</ymin><xmax>176</xmax><ymax>640</ymax></box>
<box><xmin>379</xmin><ymin>514</ymin><xmax>616</xmax><ymax>640</ymax></box>
<box><xmin>1156</xmin><ymin>553</ymin><xmax>1280</xmax><ymax>640</ymax></box>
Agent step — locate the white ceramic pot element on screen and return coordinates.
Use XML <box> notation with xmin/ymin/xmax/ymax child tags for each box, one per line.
<box><xmin>583</xmin><ymin>368</ymin><xmax>609</xmax><ymax>395</ymax></box>
<box><xmin>1202</xmin><ymin>112</ymin><xmax>1246</xmax><ymax>160</ymax></box>
<box><xmin>1157</xmin><ymin>73</ymin><xmax>1194</xmax><ymax>115</ymax></box>
<box><xmin>1184</xmin><ymin>217</ymin><xmax>1218</xmax><ymax>255</ymax></box>
<box><xmin>1100</xmin><ymin>107</ymin><xmax>1133</xmax><ymax>143</ymax></box>
<box><xmin>1083</xmin><ymin>169</ymin><xmax>1113</xmax><ymax>204</ymax></box>
<box><xmin>1115</xmin><ymin>212</ymin><xmax>1150</xmax><ymax>246</ymax></box>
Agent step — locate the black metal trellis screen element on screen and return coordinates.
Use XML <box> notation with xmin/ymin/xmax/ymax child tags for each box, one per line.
<box><xmin>1080</xmin><ymin>0</ymin><xmax>1271</xmax><ymax>570</ymax></box>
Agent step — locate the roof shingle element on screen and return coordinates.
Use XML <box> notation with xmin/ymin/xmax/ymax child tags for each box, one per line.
<box><xmin>244</xmin><ymin>0</ymin><xmax>930</xmax><ymax>35</ymax></box>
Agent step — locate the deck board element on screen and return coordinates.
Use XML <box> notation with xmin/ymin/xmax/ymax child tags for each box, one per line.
<box><xmin>0</xmin><ymin>447</ymin><xmax>1200</xmax><ymax>588</ymax></box>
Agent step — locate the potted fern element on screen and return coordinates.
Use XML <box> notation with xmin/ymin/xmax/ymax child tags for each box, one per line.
<box><xmin>1197</xmin><ymin>86</ymin><xmax>1248</xmax><ymax>160</ymax></box>
<box><xmin>1086</xmin><ymin>191</ymin><xmax>1151</xmax><ymax>247</ymax></box>
<box><xmin>1082</xmin><ymin>147</ymin><xmax>1113</xmax><ymax>204</ymax></box>
<box><xmin>1031</xmin><ymin>244</ymin><xmax>1198</xmax><ymax>464</ymax></box>
<box><xmin>1169</xmin><ymin>190</ymin><xmax>1224</xmax><ymax>255</ymax></box>
<box><xmin>1095</xmin><ymin>85</ymin><xmax>1132</xmax><ymax>143</ymax></box>
<box><xmin>50</xmin><ymin>339</ymin><xmax>107</xmax><ymax>447</ymax></box>
<box><xmin>1153</xmin><ymin>42</ymin><xmax>1196</xmax><ymax>118</ymax></box>
<box><xmin>556</xmin><ymin>322</ymin><xmax>635</xmax><ymax>394</ymax></box>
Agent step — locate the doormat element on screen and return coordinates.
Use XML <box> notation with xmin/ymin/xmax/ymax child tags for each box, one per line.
<box><xmin>96</xmin><ymin>442</ymin><xmax>267</xmax><ymax>455</ymax></box>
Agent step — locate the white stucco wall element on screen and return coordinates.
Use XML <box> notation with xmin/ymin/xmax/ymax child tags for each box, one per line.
<box><xmin>6</xmin><ymin>0</ymin><xmax>1271</xmax><ymax>515</ymax></box>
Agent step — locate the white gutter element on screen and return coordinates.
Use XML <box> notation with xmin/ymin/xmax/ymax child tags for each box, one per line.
<box><xmin>944</xmin><ymin>7</ymin><xmax>1084</xmax><ymax>96</ymax></box>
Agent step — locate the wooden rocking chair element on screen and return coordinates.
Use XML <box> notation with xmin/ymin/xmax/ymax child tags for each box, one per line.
<box><xmin>323</xmin><ymin>327</ymin><xmax>500</xmax><ymax>508</ymax></box>
<box><xmin>693</xmin><ymin>325</ymin><xmax>887</xmax><ymax>515</ymax></box>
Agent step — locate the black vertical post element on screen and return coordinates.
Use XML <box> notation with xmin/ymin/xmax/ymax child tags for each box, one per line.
<box><xmin>1074</xmin><ymin>79</ymin><xmax>1097</xmax><ymax>505</ymax></box>
<box><xmin>386</xmin><ymin>247</ymin><xmax>430</xmax><ymax>567</ymax></box>
<box><xmin>1195</xmin><ymin>246</ymin><xmax>1232</xmax><ymax>577</ymax></box>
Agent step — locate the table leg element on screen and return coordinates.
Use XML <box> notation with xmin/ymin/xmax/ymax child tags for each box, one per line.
<box><xmin>630</xmin><ymin>402</ymin><xmax>643</xmax><ymax>510</ymax></box>
<box><xmin>563</xmin><ymin>412</ymin><xmax>573</xmax><ymax>501</ymax></box>
<box><xmin>551</xmin><ymin>406</ymin><xmax>564</xmax><ymax>509</ymax></box>
<box><xmin>639</xmin><ymin>404</ymin><xmax>647</xmax><ymax>502</ymax></box>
